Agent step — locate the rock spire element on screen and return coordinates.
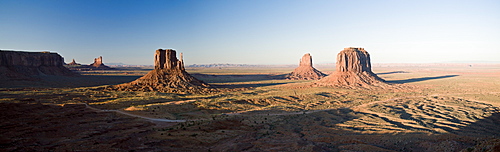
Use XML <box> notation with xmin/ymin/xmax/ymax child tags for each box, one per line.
<box><xmin>110</xmin><ymin>49</ymin><xmax>214</xmax><ymax>94</ymax></box>
<box><xmin>67</xmin><ymin>59</ymin><xmax>80</xmax><ymax>65</ymax></box>
<box><xmin>286</xmin><ymin>53</ymin><xmax>326</xmax><ymax>80</ymax></box>
<box><xmin>316</xmin><ymin>47</ymin><xmax>384</xmax><ymax>86</ymax></box>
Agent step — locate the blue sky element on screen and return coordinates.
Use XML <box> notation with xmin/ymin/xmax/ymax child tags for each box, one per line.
<box><xmin>1</xmin><ymin>0</ymin><xmax>499</xmax><ymax>65</ymax></box>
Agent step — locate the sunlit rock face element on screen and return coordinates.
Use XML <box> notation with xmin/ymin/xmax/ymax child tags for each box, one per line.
<box><xmin>286</xmin><ymin>53</ymin><xmax>326</xmax><ymax>80</ymax></box>
<box><xmin>110</xmin><ymin>49</ymin><xmax>215</xmax><ymax>94</ymax></box>
<box><xmin>89</xmin><ymin>56</ymin><xmax>112</xmax><ymax>69</ymax></box>
<box><xmin>316</xmin><ymin>47</ymin><xmax>385</xmax><ymax>86</ymax></box>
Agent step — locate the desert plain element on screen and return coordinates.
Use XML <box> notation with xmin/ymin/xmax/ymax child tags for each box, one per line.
<box><xmin>1</xmin><ymin>63</ymin><xmax>500</xmax><ymax>151</ymax></box>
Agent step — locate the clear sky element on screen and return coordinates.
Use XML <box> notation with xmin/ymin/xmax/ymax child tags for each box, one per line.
<box><xmin>1</xmin><ymin>0</ymin><xmax>499</xmax><ymax>65</ymax></box>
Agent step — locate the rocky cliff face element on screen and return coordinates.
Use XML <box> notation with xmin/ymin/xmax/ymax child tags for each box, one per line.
<box><xmin>110</xmin><ymin>49</ymin><xmax>215</xmax><ymax>94</ymax></box>
<box><xmin>1</xmin><ymin>50</ymin><xmax>64</xmax><ymax>67</ymax></box>
<box><xmin>286</xmin><ymin>53</ymin><xmax>326</xmax><ymax>80</ymax></box>
<box><xmin>316</xmin><ymin>48</ymin><xmax>384</xmax><ymax>87</ymax></box>
<box><xmin>299</xmin><ymin>53</ymin><xmax>313</xmax><ymax>66</ymax></box>
<box><xmin>0</xmin><ymin>50</ymin><xmax>76</xmax><ymax>80</ymax></box>
<box><xmin>336</xmin><ymin>48</ymin><xmax>373</xmax><ymax>73</ymax></box>
<box><xmin>154</xmin><ymin>49</ymin><xmax>184</xmax><ymax>71</ymax></box>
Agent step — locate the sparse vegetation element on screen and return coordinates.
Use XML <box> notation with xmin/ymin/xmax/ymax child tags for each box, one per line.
<box><xmin>1</xmin><ymin>64</ymin><xmax>500</xmax><ymax>151</ymax></box>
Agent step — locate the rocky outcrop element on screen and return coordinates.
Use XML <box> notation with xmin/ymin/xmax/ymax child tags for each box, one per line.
<box><xmin>66</xmin><ymin>56</ymin><xmax>113</xmax><ymax>71</ymax></box>
<box><xmin>67</xmin><ymin>59</ymin><xmax>81</xmax><ymax>65</ymax></box>
<box><xmin>316</xmin><ymin>47</ymin><xmax>385</xmax><ymax>86</ymax></box>
<box><xmin>0</xmin><ymin>50</ymin><xmax>76</xmax><ymax>80</ymax></box>
<box><xmin>154</xmin><ymin>50</ymin><xmax>185</xmax><ymax>70</ymax></box>
<box><xmin>286</xmin><ymin>53</ymin><xmax>326</xmax><ymax>80</ymax></box>
<box><xmin>109</xmin><ymin>49</ymin><xmax>215</xmax><ymax>94</ymax></box>
<box><xmin>89</xmin><ymin>56</ymin><xmax>111</xmax><ymax>69</ymax></box>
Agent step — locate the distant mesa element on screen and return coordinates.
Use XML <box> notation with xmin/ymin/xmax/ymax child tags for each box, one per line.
<box><xmin>0</xmin><ymin>50</ymin><xmax>77</xmax><ymax>80</ymax></box>
<box><xmin>316</xmin><ymin>47</ymin><xmax>385</xmax><ymax>87</ymax></box>
<box><xmin>66</xmin><ymin>56</ymin><xmax>113</xmax><ymax>71</ymax></box>
<box><xmin>286</xmin><ymin>53</ymin><xmax>326</xmax><ymax>80</ymax></box>
<box><xmin>108</xmin><ymin>49</ymin><xmax>215</xmax><ymax>94</ymax></box>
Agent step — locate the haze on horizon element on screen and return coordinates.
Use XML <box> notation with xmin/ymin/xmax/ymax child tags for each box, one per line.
<box><xmin>1</xmin><ymin>0</ymin><xmax>499</xmax><ymax>65</ymax></box>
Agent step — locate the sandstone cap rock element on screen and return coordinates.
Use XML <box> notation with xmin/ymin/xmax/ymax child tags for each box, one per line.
<box><xmin>286</xmin><ymin>53</ymin><xmax>326</xmax><ymax>80</ymax></box>
<box><xmin>109</xmin><ymin>49</ymin><xmax>215</xmax><ymax>94</ymax></box>
<box><xmin>316</xmin><ymin>47</ymin><xmax>385</xmax><ymax>87</ymax></box>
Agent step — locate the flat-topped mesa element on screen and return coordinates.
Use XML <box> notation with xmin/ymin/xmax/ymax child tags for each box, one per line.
<box><xmin>316</xmin><ymin>47</ymin><xmax>385</xmax><ymax>87</ymax></box>
<box><xmin>110</xmin><ymin>49</ymin><xmax>214</xmax><ymax>94</ymax></box>
<box><xmin>0</xmin><ymin>50</ymin><xmax>76</xmax><ymax>80</ymax></box>
<box><xmin>286</xmin><ymin>53</ymin><xmax>326</xmax><ymax>80</ymax></box>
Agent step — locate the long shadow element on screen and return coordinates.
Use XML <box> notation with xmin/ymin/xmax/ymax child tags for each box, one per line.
<box><xmin>2</xmin><ymin>95</ymin><xmax>499</xmax><ymax>151</ymax></box>
<box><xmin>387</xmin><ymin>75</ymin><xmax>459</xmax><ymax>84</ymax></box>
<box><xmin>49</xmin><ymin>75</ymin><xmax>142</xmax><ymax>87</ymax></box>
<box><xmin>0</xmin><ymin>75</ymin><xmax>142</xmax><ymax>88</ymax></box>
<box><xmin>453</xmin><ymin>112</ymin><xmax>500</xmax><ymax>137</ymax></box>
<box><xmin>376</xmin><ymin>71</ymin><xmax>409</xmax><ymax>75</ymax></box>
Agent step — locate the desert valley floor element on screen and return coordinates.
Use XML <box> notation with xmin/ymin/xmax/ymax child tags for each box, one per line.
<box><xmin>1</xmin><ymin>64</ymin><xmax>500</xmax><ymax>151</ymax></box>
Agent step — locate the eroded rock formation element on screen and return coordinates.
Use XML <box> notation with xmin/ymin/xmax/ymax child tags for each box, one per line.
<box><xmin>286</xmin><ymin>53</ymin><xmax>326</xmax><ymax>80</ymax></box>
<box><xmin>316</xmin><ymin>47</ymin><xmax>384</xmax><ymax>86</ymax></box>
<box><xmin>90</xmin><ymin>56</ymin><xmax>102</xmax><ymax>67</ymax></box>
<box><xmin>66</xmin><ymin>56</ymin><xmax>112</xmax><ymax>71</ymax></box>
<box><xmin>89</xmin><ymin>56</ymin><xmax>111</xmax><ymax>69</ymax></box>
<box><xmin>0</xmin><ymin>50</ymin><xmax>76</xmax><ymax>80</ymax></box>
<box><xmin>110</xmin><ymin>49</ymin><xmax>214</xmax><ymax>94</ymax></box>
<box><xmin>67</xmin><ymin>59</ymin><xmax>81</xmax><ymax>65</ymax></box>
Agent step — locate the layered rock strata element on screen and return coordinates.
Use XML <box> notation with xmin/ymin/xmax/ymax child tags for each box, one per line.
<box><xmin>111</xmin><ymin>49</ymin><xmax>214</xmax><ymax>94</ymax></box>
<box><xmin>286</xmin><ymin>53</ymin><xmax>326</xmax><ymax>80</ymax></box>
<box><xmin>316</xmin><ymin>47</ymin><xmax>385</xmax><ymax>86</ymax></box>
<box><xmin>0</xmin><ymin>50</ymin><xmax>76</xmax><ymax>80</ymax></box>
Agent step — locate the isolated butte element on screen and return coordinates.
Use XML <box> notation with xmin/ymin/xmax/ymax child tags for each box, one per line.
<box><xmin>316</xmin><ymin>47</ymin><xmax>385</xmax><ymax>87</ymax></box>
<box><xmin>286</xmin><ymin>53</ymin><xmax>326</xmax><ymax>80</ymax></box>
<box><xmin>89</xmin><ymin>56</ymin><xmax>111</xmax><ymax>69</ymax></box>
<box><xmin>110</xmin><ymin>49</ymin><xmax>215</xmax><ymax>94</ymax></box>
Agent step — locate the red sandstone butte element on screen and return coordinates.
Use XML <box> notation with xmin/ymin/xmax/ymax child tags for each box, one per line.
<box><xmin>316</xmin><ymin>47</ymin><xmax>385</xmax><ymax>87</ymax></box>
<box><xmin>111</xmin><ymin>49</ymin><xmax>214</xmax><ymax>94</ymax></box>
<box><xmin>286</xmin><ymin>53</ymin><xmax>326</xmax><ymax>80</ymax></box>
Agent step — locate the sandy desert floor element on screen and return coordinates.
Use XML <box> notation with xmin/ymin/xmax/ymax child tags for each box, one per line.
<box><xmin>1</xmin><ymin>64</ymin><xmax>499</xmax><ymax>151</ymax></box>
